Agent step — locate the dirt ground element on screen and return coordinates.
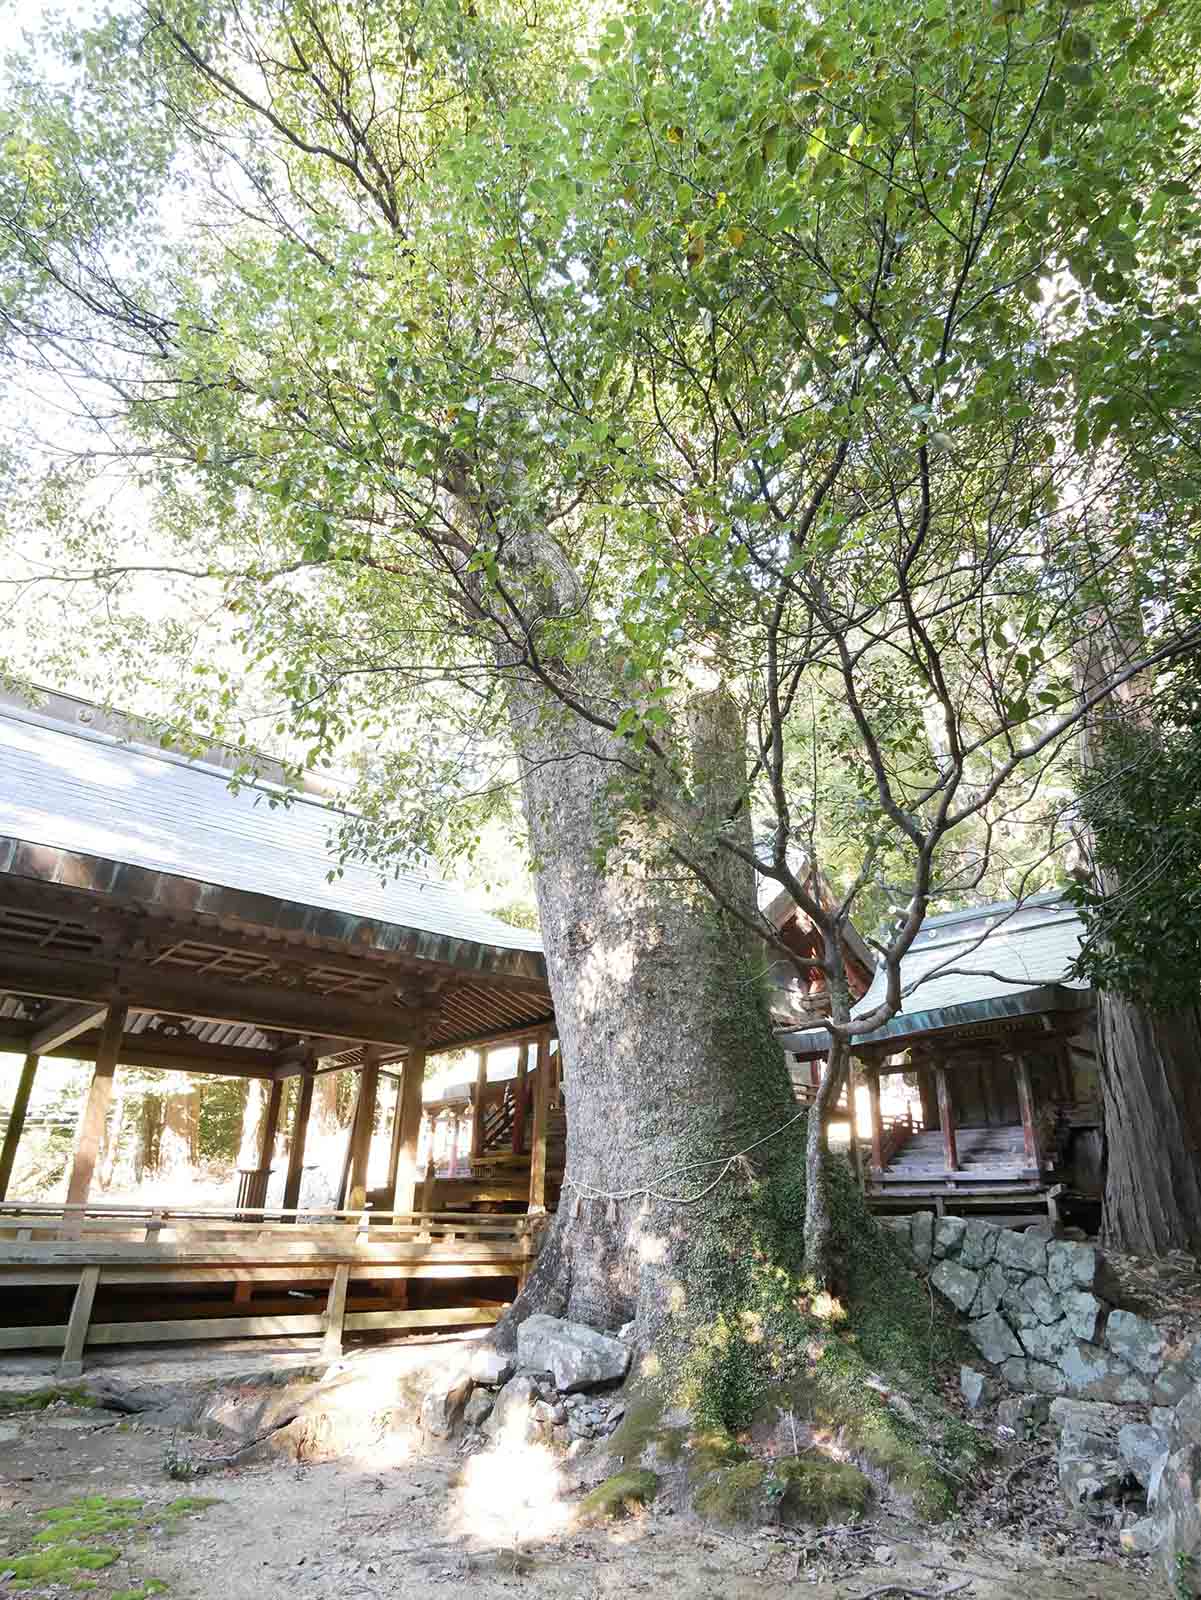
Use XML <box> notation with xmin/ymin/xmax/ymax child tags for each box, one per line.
<box><xmin>0</xmin><ymin>1350</ymin><xmax>1160</xmax><ymax>1600</ymax></box>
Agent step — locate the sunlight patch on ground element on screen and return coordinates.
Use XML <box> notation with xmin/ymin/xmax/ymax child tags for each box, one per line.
<box><xmin>448</xmin><ymin>1411</ymin><xmax>570</xmax><ymax>1546</ymax></box>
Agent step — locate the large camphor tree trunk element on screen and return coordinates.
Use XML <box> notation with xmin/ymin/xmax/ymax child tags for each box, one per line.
<box><xmin>501</xmin><ymin>681</ymin><xmax>806</xmax><ymax>1354</ymax></box>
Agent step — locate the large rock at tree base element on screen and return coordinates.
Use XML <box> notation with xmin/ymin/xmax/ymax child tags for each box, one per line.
<box><xmin>420</xmin><ymin>1370</ymin><xmax>472</xmax><ymax>1437</ymax></box>
<box><xmin>930</xmin><ymin>1258</ymin><xmax>980</xmax><ymax>1314</ymax></box>
<box><xmin>483</xmin><ymin>1374</ymin><xmax>545</xmax><ymax>1440</ymax></box>
<box><xmin>467</xmin><ymin>1347</ymin><xmax>516</xmax><ymax>1386</ymax></box>
<box><xmin>968</xmin><ymin>1311</ymin><xmax>1024</xmax><ymax>1365</ymax></box>
<box><xmin>516</xmin><ymin>1314</ymin><xmax>632</xmax><ymax>1393</ymax></box>
<box><xmin>1105</xmin><ymin>1310</ymin><xmax>1166</xmax><ymax>1379</ymax></box>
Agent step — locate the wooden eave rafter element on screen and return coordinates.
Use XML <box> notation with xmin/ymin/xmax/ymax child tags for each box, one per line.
<box><xmin>0</xmin><ymin>836</ymin><xmax>548</xmax><ymax>990</ymax></box>
<box><xmin>0</xmin><ymin>846</ymin><xmax>554</xmax><ymax>1071</ymax></box>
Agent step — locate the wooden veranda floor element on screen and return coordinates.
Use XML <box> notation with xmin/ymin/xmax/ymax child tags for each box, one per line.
<box><xmin>0</xmin><ymin>1202</ymin><xmax>539</xmax><ymax>1376</ymax></box>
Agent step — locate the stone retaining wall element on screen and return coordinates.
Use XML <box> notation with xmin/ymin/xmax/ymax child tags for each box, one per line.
<box><xmin>882</xmin><ymin>1213</ymin><xmax>1177</xmax><ymax>1402</ymax></box>
<box><xmin>885</xmin><ymin>1212</ymin><xmax>1201</xmax><ymax>1593</ymax></box>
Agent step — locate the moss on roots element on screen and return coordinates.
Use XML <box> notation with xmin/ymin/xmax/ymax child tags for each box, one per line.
<box><xmin>578</xmin><ymin>1469</ymin><xmax>660</xmax><ymax>1522</ymax></box>
<box><xmin>773</xmin><ymin>1456</ymin><xmax>871</xmax><ymax>1523</ymax></box>
<box><xmin>643</xmin><ymin>955</ymin><xmax>983</xmax><ymax>1520</ymax></box>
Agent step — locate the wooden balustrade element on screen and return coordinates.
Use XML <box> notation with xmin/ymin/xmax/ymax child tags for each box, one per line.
<box><xmin>0</xmin><ymin>1199</ymin><xmax>539</xmax><ymax>1375</ymax></box>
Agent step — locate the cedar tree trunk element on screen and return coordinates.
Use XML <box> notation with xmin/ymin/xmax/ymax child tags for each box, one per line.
<box><xmin>1078</xmin><ymin>631</ymin><xmax>1201</xmax><ymax>1253</ymax></box>
<box><xmin>1099</xmin><ymin>997</ymin><xmax>1201</xmax><ymax>1254</ymax></box>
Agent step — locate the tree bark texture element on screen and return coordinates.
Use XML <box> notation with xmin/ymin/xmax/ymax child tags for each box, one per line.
<box><xmin>159</xmin><ymin>1088</ymin><xmax>200</xmax><ymax>1175</ymax></box>
<box><xmin>1099</xmin><ymin>996</ymin><xmax>1201</xmax><ymax>1254</ymax></box>
<box><xmin>502</xmin><ymin>680</ymin><xmax>804</xmax><ymax>1350</ymax></box>
<box><xmin>1077</xmin><ymin>626</ymin><xmax>1201</xmax><ymax>1253</ymax></box>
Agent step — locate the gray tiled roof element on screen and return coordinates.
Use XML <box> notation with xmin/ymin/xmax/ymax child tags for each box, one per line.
<box><xmin>860</xmin><ymin>891</ymin><xmax>1086</xmax><ymax>1015</ymax></box>
<box><xmin>0</xmin><ymin>705</ymin><xmax>542</xmax><ymax>957</ymax></box>
<box><xmin>778</xmin><ymin>891</ymin><xmax>1088</xmax><ymax>1056</ymax></box>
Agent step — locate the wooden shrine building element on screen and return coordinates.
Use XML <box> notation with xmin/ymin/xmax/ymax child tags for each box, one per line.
<box><xmin>0</xmin><ymin>689</ymin><xmax>559</xmax><ymax>1370</ymax></box>
<box><xmin>779</xmin><ymin>893</ymin><xmax>1101</xmax><ymax>1220</ymax></box>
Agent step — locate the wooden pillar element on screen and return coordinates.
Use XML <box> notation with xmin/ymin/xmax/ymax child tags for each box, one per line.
<box><xmin>867</xmin><ymin>1068</ymin><xmax>884</xmax><ymax>1173</ymax></box>
<box><xmin>346</xmin><ymin>1050</ymin><xmax>381</xmax><ymax>1212</ymax></box>
<box><xmin>419</xmin><ymin>1157</ymin><xmax>437</xmax><ymax>1213</ymax></box>
<box><xmin>935</xmin><ymin>1065</ymin><xmax>959</xmax><ymax>1174</ymax></box>
<box><xmin>512</xmin><ymin>1041</ymin><xmax>530</xmax><ymax>1155</ymax></box>
<box><xmin>385</xmin><ymin>1076</ymin><xmax>406</xmax><ymax>1204</ymax></box>
<box><xmin>283</xmin><ymin>1069</ymin><xmax>315</xmax><ymax>1213</ymax></box>
<box><xmin>0</xmin><ymin>1053</ymin><xmax>40</xmax><ymax>1201</ymax></box>
<box><xmin>391</xmin><ymin>1047</ymin><xmax>427</xmax><ymax>1215</ymax></box>
<box><xmin>448</xmin><ymin>1112</ymin><xmax>462</xmax><ymax>1177</ymax></box>
<box><xmin>848</xmin><ymin>1061</ymin><xmax>865</xmax><ymax>1188</ymax></box>
<box><xmin>1014</xmin><ymin>1051</ymin><xmax>1043</xmax><ymax>1176</ymax></box>
<box><xmin>528</xmin><ymin>1030</ymin><xmax>552</xmax><ymax>1214</ymax></box>
<box><xmin>1057</xmin><ymin>1037</ymin><xmax>1076</xmax><ymax>1100</ymax></box>
<box><xmin>470</xmin><ymin>1048</ymin><xmax>489</xmax><ymax>1160</ymax></box>
<box><xmin>322</xmin><ymin>1262</ymin><xmax>350</xmax><ymax>1358</ymax></box>
<box><xmin>65</xmin><ymin>1003</ymin><xmax>128</xmax><ymax>1211</ymax></box>
<box><xmin>59</xmin><ymin>1265</ymin><xmax>100</xmax><ymax>1378</ymax></box>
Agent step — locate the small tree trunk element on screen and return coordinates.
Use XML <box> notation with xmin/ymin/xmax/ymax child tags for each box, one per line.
<box><xmin>236</xmin><ymin>1080</ymin><xmax>270</xmax><ymax>1170</ymax></box>
<box><xmin>1099</xmin><ymin>996</ymin><xmax>1201</xmax><ymax>1254</ymax></box>
<box><xmin>159</xmin><ymin>1087</ymin><xmax>200</xmax><ymax>1177</ymax></box>
<box><xmin>804</xmin><ymin>972</ymin><xmax>852</xmax><ymax>1289</ymax></box>
<box><xmin>135</xmin><ymin>1094</ymin><xmax>162</xmax><ymax>1181</ymax></box>
<box><xmin>97</xmin><ymin>1085</ymin><xmax>127</xmax><ymax>1191</ymax></box>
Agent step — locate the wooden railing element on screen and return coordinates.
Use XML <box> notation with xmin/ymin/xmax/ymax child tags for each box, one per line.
<box><xmin>879</xmin><ymin>1111</ymin><xmax>914</xmax><ymax>1167</ymax></box>
<box><xmin>0</xmin><ymin>1200</ymin><xmax>540</xmax><ymax>1376</ymax></box>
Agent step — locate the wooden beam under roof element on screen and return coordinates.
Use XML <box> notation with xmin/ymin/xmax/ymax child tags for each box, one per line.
<box><xmin>0</xmin><ymin>1023</ymin><xmax>283</xmax><ymax>1079</ymax></box>
<box><xmin>0</xmin><ymin>948</ymin><xmax>422</xmax><ymax>1049</ymax></box>
<box><xmin>29</xmin><ymin>1003</ymin><xmax>107</xmax><ymax>1055</ymax></box>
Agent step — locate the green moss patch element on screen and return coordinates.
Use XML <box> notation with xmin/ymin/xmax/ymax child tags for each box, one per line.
<box><xmin>578</xmin><ymin>1469</ymin><xmax>660</xmax><ymax>1523</ymax></box>
<box><xmin>6</xmin><ymin>1542</ymin><xmax>119</xmax><ymax>1586</ymax></box>
<box><xmin>159</xmin><ymin>1497</ymin><xmax>220</xmax><ymax>1519</ymax></box>
<box><xmin>2</xmin><ymin>1490</ymin><xmax>213</xmax><ymax>1595</ymax></box>
<box><xmin>0</xmin><ymin>1386</ymin><xmax>97</xmax><ymax>1413</ymax></box>
<box><xmin>605</xmin><ymin>1396</ymin><xmax>687</xmax><ymax>1465</ymax></box>
<box><xmin>693</xmin><ymin>1459</ymin><xmax>767</xmax><ymax>1525</ymax></box>
<box><xmin>771</xmin><ymin>1456</ymin><xmax>871</xmax><ymax>1523</ymax></box>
